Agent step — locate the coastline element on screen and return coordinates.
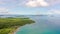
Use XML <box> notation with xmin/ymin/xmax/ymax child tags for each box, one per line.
<box><xmin>14</xmin><ymin>27</ymin><xmax>20</xmax><ymax>34</ymax></box>
<box><xmin>0</xmin><ymin>18</ymin><xmax>35</xmax><ymax>34</ymax></box>
<box><xmin>8</xmin><ymin>27</ymin><xmax>20</xmax><ymax>34</ymax></box>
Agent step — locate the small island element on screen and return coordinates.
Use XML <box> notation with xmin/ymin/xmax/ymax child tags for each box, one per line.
<box><xmin>0</xmin><ymin>17</ymin><xmax>35</xmax><ymax>34</ymax></box>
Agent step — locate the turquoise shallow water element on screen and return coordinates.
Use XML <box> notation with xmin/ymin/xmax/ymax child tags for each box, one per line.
<box><xmin>16</xmin><ymin>15</ymin><xmax>60</xmax><ymax>34</ymax></box>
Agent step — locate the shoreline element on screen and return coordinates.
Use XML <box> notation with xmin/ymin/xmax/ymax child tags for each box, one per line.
<box><xmin>0</xmin><ymin>18</ymin><xmax>35</xmax><ymax>34</ymax></box>
<box><xmin>8</xmin><ymin>27</ymin><xmax>20</xmax><ymax>34</ymax></box>
<box><xmin>13</xmin><ymin>27</ymin><xmax>20</xmax><ymax>34</ymax></box>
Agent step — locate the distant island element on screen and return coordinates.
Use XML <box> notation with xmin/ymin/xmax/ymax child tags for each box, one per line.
<box><xmin>0</xmin><ymin>17</ymin><xmax>35</xmax><ymax>34</ymax></box>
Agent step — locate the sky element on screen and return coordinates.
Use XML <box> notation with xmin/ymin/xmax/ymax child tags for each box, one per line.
<box><xmin>0</xmin><ymin>0</ymin><xmax>60</xmax><ymax>15</ymax></box>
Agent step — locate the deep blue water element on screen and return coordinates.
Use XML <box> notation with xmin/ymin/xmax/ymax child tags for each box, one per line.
<box><xmin>15</xmin><ymin>15</ymin><xmax>60</xmax><ymax>34</ymax></box>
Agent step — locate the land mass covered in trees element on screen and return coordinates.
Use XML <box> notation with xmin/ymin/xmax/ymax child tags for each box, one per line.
<box><xmin>0</xmin><ymin>17</ymin><xmax>35</xmax><ymax>34</ymax></box>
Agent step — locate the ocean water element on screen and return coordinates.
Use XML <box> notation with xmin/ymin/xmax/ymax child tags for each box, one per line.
<box><xmin>16</xmin><ymin>15</ymin><xmax>60</xmax><ymax>34</ymax></box>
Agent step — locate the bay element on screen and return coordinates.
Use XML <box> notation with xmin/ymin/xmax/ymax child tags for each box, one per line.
<box><xmin>16</xmin><ymin>15</ymin><xmax>60</xmax><ymax>34</ymax></box>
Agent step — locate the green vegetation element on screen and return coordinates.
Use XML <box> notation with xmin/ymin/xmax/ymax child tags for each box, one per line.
<box><xmin>0</xmin><ymin>18</ymin><xmax>35</xmax><ymax>34</ymax></box>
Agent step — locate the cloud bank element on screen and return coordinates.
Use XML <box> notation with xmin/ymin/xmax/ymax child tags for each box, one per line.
<box><xmin>47</xmin><ymin>10</ymin><xmax>60</xmax><ymax>15</ymax></box>
<box><xmin>0</xmin><ymin>0</ymin><xmax>60</xmax><ymax>15</ymax></box>
<box><xmin>25</xmin><ymin>0</ymin><xmax>49</xmax><ymax>7</ymax></box>
<box><xmin>0</xmin><ymin>7</ymin><xmax>40</xmax><ymax>15</ymax></box>
<box><xmin>0</xmin><ymin>0</ymin><xmax>59</xmax><ymax>7</ymax></box>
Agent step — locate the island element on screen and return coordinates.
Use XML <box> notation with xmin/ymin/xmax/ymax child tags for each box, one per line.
<box><xmin>0</xmin><ymin>17</ymin><xmax>35</xmax><ymax>34</ymax></box>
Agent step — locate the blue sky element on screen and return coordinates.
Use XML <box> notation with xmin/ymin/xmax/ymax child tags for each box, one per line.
<box><xmin>0</xmin><ymin>0</ymin><xmax>60</xmax><ymax>15</ymax></box>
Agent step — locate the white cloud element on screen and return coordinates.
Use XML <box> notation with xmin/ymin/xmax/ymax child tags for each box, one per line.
<box><xmin>47</xmin><ymin>10</ymin><xmax>60</xmax><ymax>14</ymax></box>
<box><xmin>25</xmin><ymin>0</ymin><xmax>49</xmax><ymax>7</ymax></box>
<box><xmin>48</xmin><ymin>0</ymin><xmax>60</xmax><ymax>5</ymax></box>
<box><xmin>0</xmin><ymin>8</ymin><xmax>9</xmax><ymax>14</ymax></box>
<box><xmin>13</xmin><ymin>11</ymin><xmax>40</xmax><ymax>15</ymax></box>
<box><xmin>0</xmin><ymin>8</ymin><xmax>40</xmax><ymax>15</ymax></box>
<box><xmin>0</xmin><ymin>2</ymin><xmax>5</xmax><ymax>4</ymax></box>
<box><xmin>0</xmin><ymin>8</ymin><xmax>18</xmax><ymax>15</ymax></box>
<box><xmin>0</xmin><ymin>8</ymin><xmax>20</xmax><ymax>15</ymax></box>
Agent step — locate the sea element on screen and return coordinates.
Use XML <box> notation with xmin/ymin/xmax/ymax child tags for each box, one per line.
<box><xmin>1</xmin><ymin>15</ymin><xmax>60</xmax><ymax>34</ymax></box>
